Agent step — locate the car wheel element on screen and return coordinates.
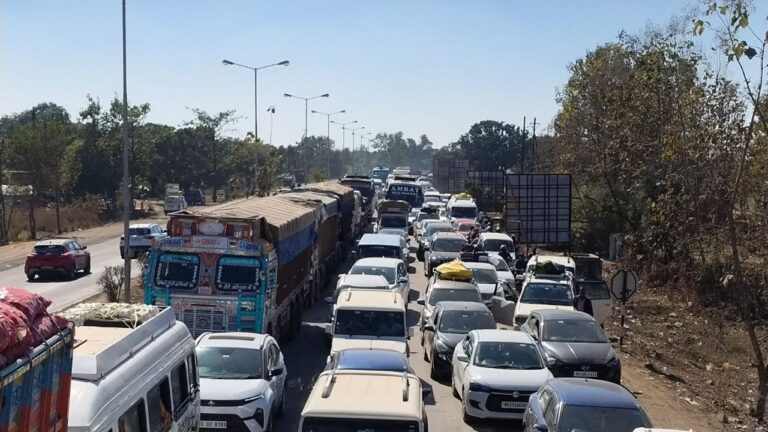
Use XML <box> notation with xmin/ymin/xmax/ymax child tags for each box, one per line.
<box><xmin>423</xmin><ymin>345</ymin><xmax>429</xmax><ymax>362</ymax></box>
<box><xmin>276</xmin><ymin>385</ymin><xmax>286</xmax><ymax>417</ymax></box>
<box><xmin>26</xmin><ymin>272</ymin><xmax>34</xmax><ymax>282</ymax></box>
<box><xmin>84</xmin><ymin>259</ymin><xmax>91</xmax><ymax>274</ymax></box>
<box><xmin>68</xmin><ymin>265</ymin><xmax>76</xmax><ymax>281</ymax></box>
<box><xmin>429</xmin><ymin>354</ymin><xmax>440</xmax><ymax>379</ymax></box>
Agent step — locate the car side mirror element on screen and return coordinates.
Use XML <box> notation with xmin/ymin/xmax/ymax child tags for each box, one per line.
<box><xmin>268</xmin><ymin>367</ymin><xmax>284</xmax><ymax>378</ymax></box>
<box><xmin>399</xmin><ymin>277</ymin><xmax>408</xmax><ymax>284</ymax></box>
<box><xmin>416</xmin><ymin>298</ymin><xmax>425</xmax><ymax>306</ymax></box>
<box><xmin>325</xmin><ymin>323</ymin><xmax>333</xmax><ymax>334</ymax></box>
<box><xmin>324</xmin><ymin>296</ymin><xmax>335</xmax><ymax>305</ymax></box>
<box><xmin>546</xmin><ymin>357</ymin><xmax>556</xmax><ymax>367</ymax></box>
<box><xmin>533</xmin><ymin>424</ymin><xmax>549</xmax><ymax>432</ymax></box>
<box><xmin>82</xmin><ymin>245</ymin><xmax>88</xmax><ymax>250</ymax></box>
<box><xmin>423</xmin><ymin>324</ymin><xmax>435</xmax><ymax>332</ymax></box>
<box><xmin>456</xmin><ymin>354</ymin><xmax>468</xmax><ymax>363</ymax></box>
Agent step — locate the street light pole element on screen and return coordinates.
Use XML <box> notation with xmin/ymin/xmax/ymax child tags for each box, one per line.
<box><xmin>331</xmin><ymin>120</ymin><xmax>357</xmax><ymax>175</ymax></box>
<box><xmin>350</xmin><ymin>126</ymin><xmax>365</xmax><ymax>175</ymax></box>
<box><xmin>312</xmin><ymin>109</ymin><xmax>346</xmax><ymax>178</ymax></box>
<box><xmin>284</xmin><ymin>93</ymin><xmax>329</xmax><ymax>181</ymax></box>
<box><xmin>121</xmin><ymin>0</ymin><xmax>131</xmax><ymax>302</ymax></box>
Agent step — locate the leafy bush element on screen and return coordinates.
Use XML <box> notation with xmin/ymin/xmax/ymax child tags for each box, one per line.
<box><xmin>98</xmin><ymin>265</ymin><xmax>124</xmax><ymax>302</ymax></box>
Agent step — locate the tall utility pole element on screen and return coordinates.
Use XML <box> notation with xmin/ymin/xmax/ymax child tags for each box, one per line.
<box><xmin>350</xmin><ymin>126</ymin><xmax>365</xmax><ymax>175</ymax></box>
<box><xmin>312</xmin><ymin>109</ymin><xmax>345</xmax><ymax>178</ymax></box>
<box><xmin>331</xmin><ymin>120</ymin><xmax>357</xmax><ymax>175</ymax></box>
<box><xmin>520</xmin><ymin>116</ymin><xmax>526</xmax><ymax>174</ymax></box>
<box><xmin>531</xmin><ymin>117</ymin><xmax>538</xmax><ymax>172</ymax></box>
<box><xmin>121</xmin><ymin>0</ymin><xmax>131</xmax><ymax>302</ymax></box>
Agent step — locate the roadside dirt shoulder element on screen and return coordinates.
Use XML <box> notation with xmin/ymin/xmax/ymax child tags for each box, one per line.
<box><xmin>0</xmin><ymin>216</ymin><xmax>167</xmax><ymax>269</ymax></box>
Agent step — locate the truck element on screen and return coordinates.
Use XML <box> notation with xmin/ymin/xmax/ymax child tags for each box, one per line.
<box><xmin>144</xmin><ymin>182</ymin><xmax>355</xmax><ymax>340</ymax></box>
<box><xmin>375</xmin><ymin>199</ymin><xmax>410</xmax><ymax>236</ymax></box>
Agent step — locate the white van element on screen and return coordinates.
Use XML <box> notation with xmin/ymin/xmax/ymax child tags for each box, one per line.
<box><xmin>446</xmin><ymin>195</ymin><xmax>478</xmax><ymax>223</ymax></box>
<box><xmin>299</xmin><ymin>369</ymin><xmax>428</xmax><ymax>432</ymax></box>
<box><xmin>325</xmin><ymin>289</ymin><xmax>412</xmax><ymax>358</ymax></box>
<box><xmin>68</xmin><ymin>306</ymin><xmax>200</xmax><ymax>432</ymax></box>
<box><xmin>164</xmin><ymin>195</ymin><xmax>188</xmax><ymax>215</ymax></box>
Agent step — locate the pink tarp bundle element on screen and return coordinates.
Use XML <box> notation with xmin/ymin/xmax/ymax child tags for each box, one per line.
<box><xmin>0</xmin><ymin>287</ymin><xmax>69</xmax><ymax>367</ymax></box>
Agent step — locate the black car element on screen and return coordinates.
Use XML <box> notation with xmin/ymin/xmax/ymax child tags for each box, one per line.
<box><xmin>185</xmin><ymin>188</ymin><xmax>206</xmax><ymax>205</ymax></box>
<box><xmin>422</xmin><ymin>301</ymin><xmax>496</xmax><ymax>379</ymax></box>
<box><xmin>416</xmin><ymin>222</ymin><xmax>453</xmax><ymax>261</ymax></box>
<box><xmin>424</xmin><ymin>232</ymin><xmax>467</xmax><ymax>276</ymax></box>
<box><xmin>520</xmin><ymin>310</ymin><xmax>621</xmax><ymax>383</ymax></box>
<box><xmin>523</xmin><ymin>378</ymin><xmax>652</xmax><ymax>432</ymax></box>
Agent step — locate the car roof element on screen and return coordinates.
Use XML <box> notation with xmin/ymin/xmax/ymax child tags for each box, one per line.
<box><xmin>433</xmin><ymin>232</ymin><xmax>466</xmax><ymax>240</ymax></box>
<box><xmin>196</xmin><ymin>332</ymin><xmax>268</xmax><ymax>349</ymax></box>
<box><xmin>451</xmin><ymin>201</ymin><xmax>477</xmax><ymax>207</ymax></box>
<box><xmin>431</xmin><ymin>279</ymin><xmax>478</xmax><ymax>290</ymax></box>
<box><xmin>480</xmin><ymin>233</ymin><xmax>513</xmax><ymax>240</ymax></box>
<box><xmin>550</xmin><ymin>378</ymin><xmax>641</xmax><ymax>409</ymax></box>
<box><xmin>359</xmin><ymin>234</ymin><xmax>402</xmax><ymax>247</ymax></box>
<box><xmin>34</xmin><ymin>239</ymin><xmax>73</xmax><ymax>246</ymax></box>
<box><xmin>335</xmin><ymin>349</ymin><xmax>409</xmax><ymax>372</ymax></box>
<box><xmin>463</xmin><ymin>262</ymin><xmax>495</xmax><ymax>270</ymax></box>
<box><xmin>528</xmin><ymin>254</ymin><xmax>575</xmax><ymax>266</ymax></box>
<box><xmin>534</xmin><ymin>310</ymin><xmax>595</xmax><ymax>322</ymax></box>
<box><xmin>435</xmin><ymin>301</ymin><xmax>491</xmax><ymax>312</ymax></box>
<box><xmin>471</xmin><ymin>329</ymin><xmax>534</xmax><ymax>343</ymax></box>
<box><xmin>425</xmin><ymin>222</ymin><xmax>452</xmax><ymax>229</ymax></box>
<box><xmin>336</xmin><ymin>288</ymin><xmax>405</xmax><ymax>310</ymax></box>
<box><xmin>338</xmin><ymin>274</ymin><xmax>390</xmax><ymax>288</ymax></box>
<box><xmin>352</xmin><ymin>257</ymin><xmax>402</xmax><ymax>268</ymax></box>
<box><xmin>129</xmin><ymin>223</ymin><xmax>156</xmax><ymax>229</ymax></box>
<box><xmin>527</xmin><ymin>277</ymin><xmax>571</xmax><ymax>286</ymax></box>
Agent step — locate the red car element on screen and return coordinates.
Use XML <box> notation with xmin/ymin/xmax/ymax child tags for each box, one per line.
<box><xmin>25</xmin><ymin>239</ymin><xmax>91</xmax><ymax>281</ymax></box>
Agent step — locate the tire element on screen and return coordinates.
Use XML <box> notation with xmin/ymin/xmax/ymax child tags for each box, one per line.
<box><xmin>84</xmin><ymin>259</ymin><xmax>91</xmax><ymax>274</ymax></box>
<box><xmin>429</xmin><ymin>354</ymin><xmax>440</xmax><ymax>379</ymax></box>
<box><xmin>423</xmin><ymin>345</ymin><xmax>429</xmax><ymax>362</ymax></box>
<box><xmin>26</xmin><ymin>272</ymin><xmax>34</xmax><ymax>282</ymax></box>
<box><xmin>68</xmin><ymin>265</ymin><xmax>76</xmax><ymax>281</ymax></box>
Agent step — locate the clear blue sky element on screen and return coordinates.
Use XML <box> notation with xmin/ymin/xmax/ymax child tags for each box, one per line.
<box><xmin>1</xmin><ymin>1</ymin><xmax>707</xmax><ymax>148</ymax></box>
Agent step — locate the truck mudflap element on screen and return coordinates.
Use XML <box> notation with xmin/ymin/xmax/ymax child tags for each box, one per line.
<box><xmin>151</xmin><ymin>293</ymin><xmax>265</xmax><ymax>338</ymax></box>
<box><xmin>0</xmin><ymin>328</ymin><xmax>73</xmax><ymax>432</ymax></box>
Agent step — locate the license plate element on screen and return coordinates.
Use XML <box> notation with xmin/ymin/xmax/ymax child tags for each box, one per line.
<box><xmin>200</xmin><ymin>421</ymin><xmax>227</xmax><ymax>429</ymax></box>
<box><xmin>573</xmin><ymin>371</ymin><xmax>598</xmax><ymax>378</ymax></box>
<box><xmin>501</xmin><ymin>401</ymin><xmax>527</xmax><ymax>409</ymax></box>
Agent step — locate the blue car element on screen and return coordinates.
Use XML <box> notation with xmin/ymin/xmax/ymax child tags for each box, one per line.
<box><xmin>523</xmin><ymin>378</ymin><xmax>652</xmax><ymax>432</ymax></box>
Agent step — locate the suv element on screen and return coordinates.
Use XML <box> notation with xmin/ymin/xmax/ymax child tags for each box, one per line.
<box><xmin>119</xmin><ymin>223</ymin><xmax>167</xmax><ymax>259</ymax></box>
<box><xmin>514</xmin><ymin>277</ymin><xmax>574</xmax><ymax>328</ymax></box>
<box><xmin>196</xmin><ymin>332</ymin><xmax>287</xmax><ymax>432</ymax></box>
<box><xmin>185</xmin><ymin>188</ymin><xmax>206</xmax><ymax>205</ymax></box>
<box><xmin>25</xmin><ymin>239</ymin><xmax>90</xmax><ymax>281</ymax></box>
<box><xmin>164</xmin><ymin>194</ymin><xmax>187</xmax><ymax>215</ymax></box>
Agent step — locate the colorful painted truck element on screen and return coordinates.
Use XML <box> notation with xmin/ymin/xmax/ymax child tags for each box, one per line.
<box><xmin>144</xmin><ymin>183</ymin><xmax>355</xmax><ymax>339</ymax></box>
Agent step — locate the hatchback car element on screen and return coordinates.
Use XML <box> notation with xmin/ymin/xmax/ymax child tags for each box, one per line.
<box><xmin>422</xmin><ymin>301</ymin><xmax>496</xmax><ymax>379</ymax></box>
<box><xmin>520</xmin><ymin>310</ymin><xmax>621</xmax><ymax>383</ymax></box>
<box><xmin>523</xmin><ymin>378</ymin><xmax>653</xmax><ymax>432</ymax></box>
<box><xmin>25</xmin><ymin>239</ymin><xmax>90</xmax><ymax>281</ymax></box>
<box><xmin>197</xmin><ymin>332</ymin><xmax>286</xmax><ymax>432</ymax></box>
<box><xmin>452</xmin><ymin>329</ymin><xmax>553</xmax><ymax>422</ymax></box>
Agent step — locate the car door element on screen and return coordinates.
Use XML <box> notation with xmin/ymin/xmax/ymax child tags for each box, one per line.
<box><xmin>489</xmin><ymin>283</ymin><xmax>517</xmax><ymax>327</ymax></box>
<box><xmin>70</xmin><ymin>242</ymin><xmax>85</xmax><ymax>269</ymax></box>
<box><xmin>583</xmin><ymin>282</ymin><xmax>612</xmax><ymax>324</ymax></box>
<box><xmin>424</xmin><ymin>308</ymin><xmax>440</xmax><ymax>358</ymax></box>
<box><xmin>456</xmin><ymin>334</ymin><xmax>474</xmax><ymax>392</ymax></box>
<box><xmin>263</xmin><ymin>342</ymin><xmax>279</xmax><ymax>407</ymax></box>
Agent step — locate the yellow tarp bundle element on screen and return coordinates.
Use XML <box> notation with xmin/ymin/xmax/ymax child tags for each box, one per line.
<box><xmin>434</xmin><ymin>259</ymin><xmax>473</xmax><ymax>281</ymax></box>
<box><xmin>452</xmin><ymin>193</ymin><xmax>473</xmax><ymax>200</ymax></box>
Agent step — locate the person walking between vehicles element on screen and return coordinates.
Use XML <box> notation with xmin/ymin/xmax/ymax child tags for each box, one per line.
<box><xmin>498</xmin><ymin>245</ymin><xmax>512</xmax><ymax>263</ymax></box>
<box><xmin>573</xmin><ymin>287</ymin><xmax>593</xmax><ymax>316</ymax></box>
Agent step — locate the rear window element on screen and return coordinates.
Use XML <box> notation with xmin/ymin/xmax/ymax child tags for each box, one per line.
<box><xmin>359</xmin><ymin>245</ymin><xmax>400</xmax><ymax>259</ymax></box>
<box><xmin>129</xmin><ymin>228</ymin><xmax>151</xmax><ymax>236</ymax></box>
<box><xmin>33</xmin><ymin>245</ymin><xmax>67</xmax><ymax>255</ymax></box>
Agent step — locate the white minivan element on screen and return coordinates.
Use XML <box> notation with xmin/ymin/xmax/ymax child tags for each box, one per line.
<box><xmin>68</xmin><ymin>306</ymin><xmax>200</xmax><ymax>432</ymax></box>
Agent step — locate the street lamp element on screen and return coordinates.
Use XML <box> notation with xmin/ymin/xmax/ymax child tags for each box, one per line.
<box><xmin>221</xmin><ymin>59</ymin><xmax>289</xmax><ymax>141</ymax></box>
<box><xmin>312</xmin><ymin>109</ymin><xmax>346</xmax><ymax>177</ymax></box>
<box><xmin>331</xmin><ymin>120</ymin><xmax>357</xmax><ymax>175</ymax></box>
<box><xmin>349</xmin><ymin>126</ymin><xmax>365</xmax><ymax>174</ymax></box>
<box><xmin>284</xmin><ymin>93</ymin><xmax>330</xmax><ymax>181</ymax></box>
<box><xmin>121</xmin><ymin>0</ymin><xmax>131</xmax><ymax>301</ymax></box>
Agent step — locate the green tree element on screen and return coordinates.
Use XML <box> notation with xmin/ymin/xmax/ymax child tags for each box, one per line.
<box><xmin>451</xmin><ymin>120</ymin><xmax>526</xmax><ymax>171</ymax></box>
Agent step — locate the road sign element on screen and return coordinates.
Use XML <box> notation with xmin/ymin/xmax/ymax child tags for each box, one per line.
<box><xmin>610</xmin><ymin>269</ymin><xmax>637</xmax><ymax>301</ymax></box>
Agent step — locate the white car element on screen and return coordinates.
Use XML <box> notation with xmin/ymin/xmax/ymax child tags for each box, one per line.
<box><xmin>463</xmin><ymin>261</ymin><xmax>501</xmax><ymax>302</ymax></box>
<box><xmin>196</xmin><ymin>332</ymin><xmax>287</xmax><ymax>432</ymax></box>
<box><xmin>119</xmin><ymin>223</ymin><xmax>167</xmax><ymax>259</ymax></box>
<box><xmin>164</xmin><ymin>194</ymin><xmax>187</xmax><ymax>215</ymax></box>
<box><xmin>513</xmin><ymin>277</ymin><xmax>575</xmax><ymax>328</ymax></box>
<box><xmin>476</xmin><ymin>232</ymin><xmax>516</xmax><ymax>259</ymax></box>
<box><xmin>488</xmin><ymin>255</ymin><xmax>514</xmax><ymax>283</ymax></box>
<box><xmin>344</xmin><ymin>257</ymin><xmax>410</xmax><ymax>302</ymax></box>
<box><xmin>452</xmin><ymin>329</ymin><xmax>553</xmax><ymax>422</ymax></box>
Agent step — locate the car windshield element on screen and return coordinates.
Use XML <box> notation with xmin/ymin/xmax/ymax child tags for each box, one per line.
<box><xmin>451</xmin><ymin>206</ymin><xmax>477</xmax><ymax>219</ymax></box>
<box><xmin>129</xmin><ymin>228</ymin><xmax>151</xmax><ymax>236</ymax></box>
<box><xmin>482</xmin><ymin>239</ymin><xmax>515</xmax><ymax>252</ymax></box>
<box><xmin>196</xmin><ymin>347</ymin><xmax>262</xmax><ymax>379</ymax></box>
<box><xmin>33</xmin><ymin>245</ymin><xmax>67</xmax><ymax>255</ymax></box>
<box><xmin>417</xmin><ymin>213</ymin><xmax>439</xmax><ymax>222</ymax></box>
<box><xmin>350</xmin><ymin>265</ymin><xmax>396</xmax><ymax>284</ymax></box>
<box><xmin>557</xmin><ymin>405</ymin><xmax>648</xmax><ymax>432</ymax></box>
<box><xmin>521</xmin><ymin>283</ymin><xmax>573</xmax><ymax>306</ymax></box>
<box><xmin>432</xmin><ymin>238</ymin><xmax>466</xmax><ymax>252</ymax></box>
<box><xmin>334</xmin><ymin>309</ymin><xmax>406</xmax><ymax>338</ymax></box>
<box><xmin>473</xmin><ymin>342</ymin><xmax>544</xmax><ymax>369</ymax></box>
<box><xmin>428</xmin><ymin>288</ymin><xmax>482</xmax><ymax>306</ymax></box>
<box><xmin>425</xmin><ymin>225</ymin><xmax>451</xmax><ymax>237</ymax></box>
<box><xmin>438</xmin><ymin>310</ymin><xmax>496</xmax><ymax>333</ymax></box>
<box><xmin>543</xmin><ymin>319</ymin><xmax>608</xmax><ymax>343</ymax></box>
<box><xmin>358</xmin><ymin>245</ymin><xmax>401</xmax><ymax>259</ymax></box>
<box><xmin>491</xmin><ymin>258</ymin><xmax>510</xmax><ymax>272</ymax></box>
<box><xmin>380</xmin><ymin>215</ymin><xmax>406</xmax><ymax>228</ymax></box>
<box><xmin>470</xmin><ymin>268</ymin><xmax>498</xmax><ymax>284</ymax></box>
<box><xmin>423</xmin><ymin>196</ymin><xmax>440</xmax><ymax>203</ymax></box>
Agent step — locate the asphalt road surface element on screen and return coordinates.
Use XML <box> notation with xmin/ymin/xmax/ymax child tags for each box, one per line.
<box><xmin>0</xmin><ymin>236</ymin><xmax>139</xmax><ymax>312</ymax></box>
<box><xmin>273</xmin><ymin>239</ymin><xmax>523</xmax><ymax>432</ymax></box>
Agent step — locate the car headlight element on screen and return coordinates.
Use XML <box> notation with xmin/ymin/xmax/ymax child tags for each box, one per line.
<box><xmin>434</xmin><ymin>339</ymin><xmax>451</xmax><ymax>353</ymax></box>
<box><xmin>468</xmin><ymin>381</ymin><xmax>492</xmax><ymax>393</ymax></box>
<box><xmin>244</xmin><ymin>394</ymin><xmax>264</xmax><ymax>403</ymax></box>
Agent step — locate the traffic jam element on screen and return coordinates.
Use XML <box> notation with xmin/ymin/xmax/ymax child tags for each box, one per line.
<box><xmin>1</xmin><ymin>167</ymin><xmax>685</xmax><ymax>432</ymax></box>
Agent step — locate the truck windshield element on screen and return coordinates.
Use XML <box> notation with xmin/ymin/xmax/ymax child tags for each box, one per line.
<box><xmin>196</xmin><ymin>347</ymin><xmax>263</xmax><ymax>379</ymax></box>
<box><xmin>215</xmin><ymin>256</ymin><xmax>261</xmax><ymax>292</ymax></box>
<box><xmin>451</xmin><ymin>206</ymin><xmax>477</xmax><ymax>219</ymax></box>
<box><xmin>302</xmin><ymin>418</ymin><xmax>419</xmax><ymax>432</ymax></box>
<box><xmin>380</xmin><ymin>215</ymin><xmax>407</xmax><ymax>228</ymax></box>
<box><xmin>155</xmin><ymin>253</ymin><xmax>200</xmax><ymax>290</ymax></box>
<box><xmin>358</xmin><ymin>245</ymin><xmax>401</xmax><ymax>259</ymax></box>
<box><xmin>334</xmin><ymin>309</ymin><xmax>405</xmax><ymax>338</ymax></box>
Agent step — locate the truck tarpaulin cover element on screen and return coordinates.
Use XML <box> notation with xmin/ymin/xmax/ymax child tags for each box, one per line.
<box><xmin>434</xmin><ymin>260</ymin><xmax>473</xmax><ymax>281</ymax></box>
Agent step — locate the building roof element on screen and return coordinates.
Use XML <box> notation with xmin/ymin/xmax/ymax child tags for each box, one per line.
<box><xmin>471</xmin><ymin>329</ymin><xmax>534</xmax><ymax>343</ymax></box>
<box><xmin>359</xmin><ymin>234</ymin><xmax>403</xmax><ymax>247</ymax></box>
<box><xmin>336</xmin><ymin>289</ymin><xmax>405</xmax><ymax>310</ymax></box>
<box><xmin>550</xmin><ymin>378</ymin><xmax>642</xmax><ymax>409</ymax></box>
<box><xmin>302</xmin><ymin>370</ymin><xmax>423</xmax><ymax>421</ymax></box>
<box><xmin>196</xmin><ymin>332</ymin><xmax>269</xmax><ymax>349</ymax></box>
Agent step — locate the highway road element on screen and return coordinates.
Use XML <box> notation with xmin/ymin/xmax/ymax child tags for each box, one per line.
<box><xmin>0</xmin><ymin>236</ymin><xmax>139</xmax><ymax>312</ymax></box>
<box><xmin>274</xmin><ymin>239</ymin><xmax>522</xmax><ymax>432</ymax></box>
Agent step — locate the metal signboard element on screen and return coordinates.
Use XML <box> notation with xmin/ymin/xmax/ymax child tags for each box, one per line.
<box><xmin>505</xmin><ymin>174</ymin><xmax>572</xmax><ymax>244</ymax></box>
<box><xmin>433</xmin><ymin>157</ymin><xmax>471</xmax><ymax>194</ymax></box>
<box><xmin>465</xmin><ymin>170</ymin><xmax>506</xmax><ymax>213</ymax></box>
